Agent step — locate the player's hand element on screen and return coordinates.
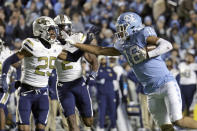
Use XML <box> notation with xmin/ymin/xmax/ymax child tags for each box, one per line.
<box><xmin>138</xmin><ymin>48</ymin><xmax>148</xmax><ymax>60</ymax></box>
<box><xmin>65</xmin><ymin>35</ymin><xmax>77</xmax><ymax>45</ymax></box>
<box><xmin>1</xmin><ymin>74</ymin><xmax>8</xmax><ymax>93</ymax></box>
<box><xmin>14</xmin><ymin>80</ymin><xmax>21</xmax><ymax>89</ymax></box>
<box><xmin>65</xmin><ymin>33</ymin><xmax>85</xmax><ymax>45</ymax></box>
<box><xmin>87</xmin><ymin>26</ymin><xmax>99</xmax><ymax>37</ymax></box>
<box><xmin>85</xmin><ymin>26</ymin><xmax>100</xmax><ymax>44</ymax></box>
<box><xmin>146</xmin><ymin>45</ymin><xmax>156</xmax><ymax>58</ymax></box>
<box><xmin>85</xmin><ymin>71</ymin><xmax>97</xmax><ymax>85</ymax></box>
<box><xmin>60</xmin><ymin>30</ymin><xmax>69</xmax><ymax>40</ymax></box>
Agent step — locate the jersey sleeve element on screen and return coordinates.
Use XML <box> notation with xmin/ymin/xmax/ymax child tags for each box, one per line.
<box><xmin>21</xmin><ymin>38</ymin><xmax>35</xmax><ymax>55</ymax></box>
<box><xmin>143</xmin><ymin>26</ymin><xmax>157</xmax><ymax>42</ymax></box>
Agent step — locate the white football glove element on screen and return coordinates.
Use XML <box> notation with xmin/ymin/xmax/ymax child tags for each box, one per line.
<box><xmin>65</xmin><ymin>33</ymin><xmax>87</xmax><ymax>45</ymax></box>
<box><xmin>65</xmin><ymin>36</ymin><xmax>76</xmax><ymax>45</ymax></box>
<box><xmin>138</xmin><ymin>48</ymin><xmax>148</xmax><ymax>60</ymax></box>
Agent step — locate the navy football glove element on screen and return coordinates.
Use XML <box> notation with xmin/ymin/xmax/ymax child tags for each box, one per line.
<box><xmin>85</xmin><ymin>71</ymin><xmax>97</xmax><ymax>85</ymax></box>
<box><xmin>84</xmin><ymin>26</ymin><xmax>100</xmax><ymax>44</ymax></box>
<box><xmin>2</xmin><ymin>74</ymin><xmax>8</xmax><ymax>93</ymax></box>
<box><xmin>14</xmin><ymin>80</ymin><xmax>21</xmax><ymax>89</ymax></box>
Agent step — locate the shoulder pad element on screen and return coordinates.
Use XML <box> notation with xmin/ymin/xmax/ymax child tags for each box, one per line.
<box><xmin>22</xmin><ymin>38</ymin><xmax>35</xmax><ymax>52</ymax></box>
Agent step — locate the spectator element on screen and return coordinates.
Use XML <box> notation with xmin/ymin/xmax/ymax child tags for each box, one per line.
<box><xmin>0</xmin><ymin>24</ymin><xmax>6</xmax><ymax>43</ymax></box>
<box><xmin>13</xmin><ymin>15</ymin><xmax>28</xmax><ymax>40</ymax></box>
<box><xmin>155</xmin><ymin>15</ymin><xmax>167</xmax><ymax>39</ymax></box>
<box><xmin>72</xmin><ymin>13</ymin><xmax>85</xmax><ymax>33</ymax></box>
<box><xmin>169</xmin><ymin>27</ymin><xmax>182</xmax><ymax>47</ymax></box>
<box><xmin>153</xmin><ymin>0</ymin><xmax>166</xmax><ymax>21</ymax></box>
<box><xmin>144</xmin><ymin>16</ymin><xmax>152</xmax><ymax>26</ymax></box>
<box><xmin>54</xmin><ymin>0</ymin><xmax>65</xmax><ymax>15</ymax></box>
<box><xmin>41</xmin><ymin>6</ymin><xmax>55</xmax><ymax>18</ymax></box>
<box><xmin>177</xmin><ymin>51</ymin><xmax>197</xmax><ymax>116</ymax></box>
<box><xmin>96</xmin><ymin>56</ymin><xmax>117</xmax><ymax>131</ymax></box>
<box><xmin>141</xmin><ymin>0</ymin><xmax>153</xmax><ymax>18</ymax></box>
<box><xmin>0</xmin><ymin>7</ymin><xmax>5</xmax><ymax>25</ymax></box>
<box><xmin>129</xmin><ymin>0</ymin><xmax>144</xmax><ymax>14</ymax></box>
<box><xmin>182</xmin><ymin>28</ymin><xmax>195</xmax><ymax>50</ymax></box>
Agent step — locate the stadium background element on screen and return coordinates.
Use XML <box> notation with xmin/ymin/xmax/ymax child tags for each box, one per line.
<box><xmin>0</xmin><ymin>0</ymin><xmax>197</xmax><ymax>131</ymax></box>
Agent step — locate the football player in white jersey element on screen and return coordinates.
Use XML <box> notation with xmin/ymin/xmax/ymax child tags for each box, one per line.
<box><xmin>54</xmin><ymin>14</ymin><xmax>98</xmax><ymax>131</ymax></box>
<box><xmin>1</xmin><ymin>16</ymin><xmax>84</xmax><ymax>131</ymax></box>
<box><xmin>0</xmin><ymin>39</ymin><xmax>18</xmax><ymax>131</ymax></box>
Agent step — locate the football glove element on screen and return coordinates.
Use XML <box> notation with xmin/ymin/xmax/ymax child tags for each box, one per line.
<box><xmin>84</xmin><ymin>26</ymin><xmax>100</xmax><ymax>44</ymax></box>
<box><xmin>85</xmin><ymin>71</ymin><xmax>97</xmax><ymax>85</ymax></box>
<box><xmin>14</xmin><ymin>80</ymin><xmax>21</xmax><ymax>89</ymax></box>
<box><xmin>65</xmin><ymin>33</ymin><xmax>86</xmax><ymax>45</ymax></box>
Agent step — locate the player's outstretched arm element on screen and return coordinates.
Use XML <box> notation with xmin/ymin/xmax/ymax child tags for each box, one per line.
<box><xmin>146</xmin><ymin>36</ymin><xmax>173</xmax><ymax>58</ymax></box>
<box><xmin>65</xmin><ymin>32</ymin><xmax>120</xmax><ymax>56</ymax></box>
<box><xmin>58</xmin><ymin>49</ymin><xmax>84</xmax><ymax>62</ymax></box>
<box><xmin>74</xmin><ymin>43</ymin><xmax>121</xmax><ymax>56</ymax></box>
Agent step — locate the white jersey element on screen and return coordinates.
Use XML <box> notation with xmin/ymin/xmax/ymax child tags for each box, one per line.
<box><xmin>0</xmin><ymin>46</ymin><xmax>15</xmax><ymax>87</ymax></box>
<box><xmin>21</xmin><ymin>38</ymin><xmax>62</xmax><ymax>87</ymax></box>
<box><xmin>178</xmin><ymin>62</ymin><xmax>197</xmax><ymax>85</ymax></box>
<box><xmin>55</xmin><ymin>33</ymin><xmax>86</xmax><ymax>82</ymax></box>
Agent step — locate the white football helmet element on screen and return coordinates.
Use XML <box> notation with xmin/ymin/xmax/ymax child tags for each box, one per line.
<box><xmin>33</xmin><ymin>16</ymin><xmax>58</xmax><ymax>44</ymax></box>
<box><xmin>54</xmin><ymin>14</ymin><xmax>72</xmax><ymax>36</ymax></box>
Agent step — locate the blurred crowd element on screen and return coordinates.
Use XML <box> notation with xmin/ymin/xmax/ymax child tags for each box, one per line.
<box><xmin>0</xmin><ymin>0</ymin><xmax>197</xmax><ymax>131</ymax></box>
<box><xmin>1</xmin><ymin>0</ymin><xmax>197</xmax><ymax>59</ymax></box>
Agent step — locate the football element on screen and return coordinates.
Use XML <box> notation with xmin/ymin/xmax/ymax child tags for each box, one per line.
<box><xmin>146</xmin><ymin>45</ymin><xmax>156</xmax><ymax>52</ymax></box>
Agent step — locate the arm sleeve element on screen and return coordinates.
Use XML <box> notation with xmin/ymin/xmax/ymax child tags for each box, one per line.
<box><xmin>65</xmin><ymin>49</ymin><xmax>84</xmax><ymax>62</ymax></box>
<box><xmin>2</xmin><ymin>54</ymin><xmax>20</xmax><ymax>76</ymax></box>
<box><xmin>148</xmin><ymin>38</ymin><xmax>173</xmax><ymax>58</ymax></box>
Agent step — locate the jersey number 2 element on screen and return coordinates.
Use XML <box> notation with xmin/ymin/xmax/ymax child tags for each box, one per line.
<box><xmin>61</xmin><ymin>61</ymin><xmax>73</xmax><ymax>70</ymax></box>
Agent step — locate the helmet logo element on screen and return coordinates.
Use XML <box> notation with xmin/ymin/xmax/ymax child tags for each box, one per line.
<box><xmin>37</xmin><ymin>18</ymin><xmax>50</xmax><ymax>25</ymax></box>
<box><xmin>60</xmin><ymin>14</ymin><xmax>65</xmax><ymax>24</ymax></box>
<box><xmin>124</xmin><ymin>14</ymin><xmax>135</xmax><ymax>23</ymax></box>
